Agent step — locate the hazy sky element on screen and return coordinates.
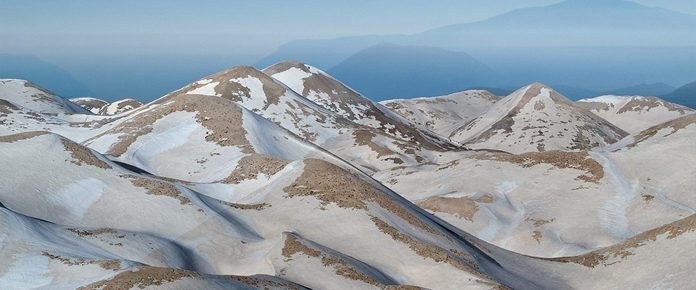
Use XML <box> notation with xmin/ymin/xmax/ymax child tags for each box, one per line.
<box><xmin>2</xmin><ymin>0</ymin><xmax>694</xmax><ymax>57</ymax></box>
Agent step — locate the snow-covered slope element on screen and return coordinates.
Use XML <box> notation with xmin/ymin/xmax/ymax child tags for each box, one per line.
<box><xmin>69</xmin><ymin>97</ymin><xmax>109</xmax><ymax>114</ymax></box>
<box><xmin>381</xmin><ymin>90</ymin><xmax>498</xmax><ymax>137</ymax></box>
<box><xmin>0</xmin><ymin>79</ymin><xmax>88</xmax><ymax>114</ymax></box>
<box><xmin>0</xmin><ymin>131</ymin><xmax>536</xmax><ymax>289</ymax></box>
<box><xmin>0</xmin><ymin>205</ymin><xmax>303</xmax><ymax>289</ymax></box>
<box><xmin>450</xmin><ymin>83</ymin><xmax>627</xmax><ymax>153</ymax></box>
<box><xmin>84</xmin><ymin>93</ymin><xmax>328</xmax><ymax>184</ymax></box>
<box><xmin>263</xmin><ymin>61</ymin><xmax>450</xmax><ymax>148</ymax></box>
<box><xmin>373</xmin><ymin>112</ymin><xmax>696</xmax><ymax>259</ymax></box>
<box><xmin>577</xmin><ymin>95</ymin><xmax>694</xmax><ymax>134</ymax></box>
<box><xmin>99</xmin><ymin>98</ymin><xmax>143</xmax><ymax>115</ymax></box>
<box><xmin>3</xmin><ymin>70</ymin><xmax>696</xmax><ymax>289</ymax></box>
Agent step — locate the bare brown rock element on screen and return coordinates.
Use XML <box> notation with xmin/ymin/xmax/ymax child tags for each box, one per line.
<box><xmin>60</xmin><ymin>138</ymin><xmax>112</xmax><ymax>169</ymax></box>
<box><xmin>122</xmin><ymin>175</ymin><xmax>190</xmax><ymax>205</ymax></box>
<box><xmin>223</xmin><ymin>154</ymin><xmax>290</xmax><ymax>184</ymax></box>
<box><xmin>417</xmin><ymin>196</ymin><xmax>479</xmax><ymax>221</ymax></box>
<box><xmin>77</xmin><ymin>266</ymin><xmax>198</xmax><ymax>290</ymax></box>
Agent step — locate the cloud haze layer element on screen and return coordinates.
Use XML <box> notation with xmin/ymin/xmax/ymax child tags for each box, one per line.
<box><xmin>1</xmin><ymin>0</ymin><xmax>695</xmax><ymax>101</ymax></box>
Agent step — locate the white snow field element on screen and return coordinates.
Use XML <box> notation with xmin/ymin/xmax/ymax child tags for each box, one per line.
<box><xmin>1</xmin><ymin>66</ymin><xmax>695</xmax><ymax>289</ymax></box>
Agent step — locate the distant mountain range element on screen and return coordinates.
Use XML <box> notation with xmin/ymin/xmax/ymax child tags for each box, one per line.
<box><xmin>665</xmin><ymin>81</ymin><xmax>696</xmax><ymax>109</ymax></box>
<box><xmin>422</xmin><ymin>0</ymin><xmax>696</xmax><ymax>47</ymax></box>
<box><xmin>0</xmin><ymin>54</ymin><xmax>94</xmax><ymax>97</ymax></box>
<box><xmin>325</xmin><ymin>44</ymin><xmax>499</xmax><ymax>101</ymax></box>
<box><xmin>258</xmin><ymin>0</ymin><xmax>696</xmax><ymax>100</ymax></box>
<box><xmin>602</xmin><ymin>83</ymin><xmax>676</xmax><ymax>97</ymax></box>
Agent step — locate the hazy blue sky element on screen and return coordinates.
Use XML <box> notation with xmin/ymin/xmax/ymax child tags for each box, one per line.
<box><xmin>1</xmin><ymin>0</ymin><xmax>695</xmax><ymax>101</ymax></box>
<box><xmin>2</xmin><ymin>0</ymin><xmax>695</xmax><ymax>57</ymax></box>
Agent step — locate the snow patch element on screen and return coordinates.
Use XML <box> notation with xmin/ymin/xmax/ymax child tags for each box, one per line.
<box><xmin>187</xmin><ymin>81</ymin><xmax>221</xmax><ymax>97</ymax></box>
<box><xmin>50</xmin><ymin>178</ymin><xmax>104</xmax><ymax>220</ymax></box>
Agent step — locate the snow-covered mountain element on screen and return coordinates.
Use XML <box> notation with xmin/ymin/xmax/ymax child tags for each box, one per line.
<box><xmin>99</xmin><ymin>98</ymin><xmax>143</xmax><ymax>115</ymax></box>
<box><xmin>2</xmin><ymin>67</ymin><xmax>696</xmax><ymax>289</ymax></box>
<box><xmin>263</xmin><ymin>61</ymin><xmax>453</xmax><ymax>147</ymax></box>
<box><xmin>449</xmin><ymin>83</ymin><xmax>628</xmax><ymax>153</ymax></box>
<box><xmin>70</xmin><ymin>97</ymin><xmax>143</xmax><ymax>116</ymax></box>
<box><xmin>381</xmin><ymin>90</ymin><xmax>498</xmax><ymax>137</ymax></box>
<box><xmin>70</xmin><ymin>97</ymin><xmax>109</xmax><ymax>114</ymax></box>
<box><xmin>577</xmin><ymin>95</ymin><xmax>694</xmax><ymax>134</ymax></box>
<box><xmin>159</xmin><ymin>65</ymin><xmax>455</xmax><ymax>174</ymax></box>
<box><xmin>0</xmin><ymin>79</ymin><xmax>88</xmax><ymax>114</ymax></box>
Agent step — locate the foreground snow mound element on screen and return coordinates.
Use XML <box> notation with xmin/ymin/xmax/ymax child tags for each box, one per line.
<box><xmin>0</xmin><ymin>131</ymin><xmax>529</xmax><ymax>289</ymax></box>
<box><xmin>381</xmin><ymin>90</ymin><xmax>498</xmax><ymax>137</ymax></box>
<box><xmin>0</xmin><ymin>79</ymin><xmax>89</xmax><ymax>114</ymax></box>
<box><xmin>577</xmin><ymin>95</ymin><xmax>694</xmax><ymax>134</ymax></box>
<box><xmin>0</xmin><ymin>206</ymin><xmax>304</xmax><ymax>289</ymax></box>
<box><xmin>450</xmin><ymin>83</ymin><xmax>627</xmax><ymax>153</ymax></box>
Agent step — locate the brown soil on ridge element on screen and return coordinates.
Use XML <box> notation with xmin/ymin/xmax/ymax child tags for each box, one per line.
<box><xmin>223</xmin><ymin>154</ymin><xmax>290</xmax><ymax>184</ymax></box>
<box><xmin>99</xmin><ymin>94</ymin><xmax>253</xmax><ymax>157</ymax></box>
<box><xmin>60</xmin><ymin>138</ymin><xmax>112</xmax><ymax>169</ymax></box>
<box><xmin>417</xmin><ymin>196</ymin><xmax>480</xmax><ymax>221</ymax></box>
<box><xmin>77</xmin><ymin>266</ymin><xmax>199</xmax><ymax>290</ymax></box>
<box><xmin>42</xmin><ymin>252</ymin><xmax>120</xmax><ymax>271</ymax></box>
<box><xmin>0</xmin><ymin>131</ymin><xmax>49</xmax><ymax>143</ymax></box>
<box><xmin>0</xmin><ymin>99</ymin><xmax>19</xmax><ymax>114</ymax></box>
<box><xmin>282</xmin><ymin>233</ymin><xmax>385</xmax><ymax>287</ymax></box>
<box><xmin>122</xmin><ymin>174</ymin><xmax>191</xmax><ymax>205</ymax></box>
<box><xmin>629</xmin><ymin>114</ymin><xmax>696</xmax><ymax>148</ymax></box>
<box><xmin>166</xmin><ymin>66</ymin><xmax>286</xmax><ymax>111</ymax></box>
<box><xmin>284</xmin><ymin>159</ymin><xmax>438</xmax><ymax>235</ymax></box>
<box><xmin>475</xmin><ymin>150</ymin><xmax>604</xmax><ymax>183</ymax></box>
<box><xmin>617</xmin><ymin>97</ymin><xmax>690</xmax><ymax>114</ymax></box>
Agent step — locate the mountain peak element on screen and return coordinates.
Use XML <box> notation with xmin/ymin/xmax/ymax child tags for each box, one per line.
<box><xmin>263</xmin><ymin>60</ymin><xmax>312</xmax><ymax>75</ymax></box>
<box><xmin>449</xmin><ymin>83</ymin><xmax>627</xmax><ymax>153</ymax></box>
<box><xmin>514</xmin><ymin>82</ymin><xmax>573</xmax><ymax>107</ymax></box>
<box><xmin>216</xmin><ymin>65</ymin><xmax>272</xmax><ymax>80</ymax></box>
